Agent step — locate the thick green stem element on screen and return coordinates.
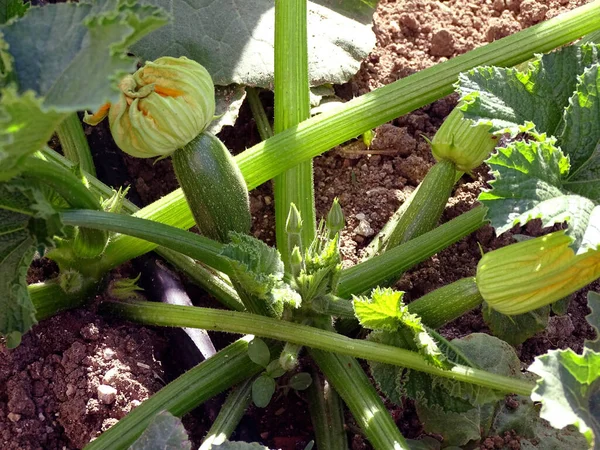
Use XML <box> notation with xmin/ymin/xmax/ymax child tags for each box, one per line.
<box><xmin>29</xmin><ymin>279</ymin><xmax>95</xmax><ymax>320</ymax></box>
<box><xmin>59</xmin><ymin>210</ymin><xmax>229</xmax><ymax>274</ymax></box>
<box><xmin>199</xmin><ymin>377</ymin><xmax>254</xmax><ymax>450</ymax></box>
<box><xmin>84</xmin><ymin>337</ymin><xmax>266</xmax><ymax>450</ymax></box>
<box><xmin>246</xmin><ymin>88</ymin><xmax>274</xmax><ymax>140</ymax></box>
<box><xmin>93</xmin><ymin>5</ymin><xmax>600</xmax><ymax>268</ymax></box>
<box><xmin>22</xmin><ymin>156</ymin><xmax>107</xmax><ymax>259</ymax></box>
<box><xmin>103</xmin><ymin>300</ymin><xmax>535</xmax><ymax>396</ymax></box>
<box><xmin>310</xmin><ymin>349</ymin><xmax>409</xmax><ymax>450</ymax></box>
<box><xmin>56</xmin><ymin>113</ymin><xmax>96</xmax><ymax>176</ymax></box>
<box><xmin>337</xmin><ymin>205</ymin><xmax>487</xmax><ymax>298</ymax></box>
<box><xmin>42</xmin><ymin>148</ymin><xmax>244</xmax><ymax>311</ymax></box>
<box><xmin>23</xmin><ymin>156</ymin><xmax>100</xmax><ymax>211</ymax></box>
<box><xmin>273</xmin><ymin>0</ymin><xmax>315</xmax><ymax>268</ymax></box>
<box><xmin>306</xmin><ymin>369</ymin><xmax>348</xmax><ymax>450</ymax></box>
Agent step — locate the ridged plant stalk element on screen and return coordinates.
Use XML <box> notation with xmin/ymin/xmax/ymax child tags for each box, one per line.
<box><xmin>91</xmin><ymin>4</ymin><xmax>600</xmax><ymax>269</ymax></box>
<box><xmin>55</xmin><ymin>113</ymin><xmax>96</xmax><ymax>176</ymax></box>
<box><xmin>273</xmin><ymin>0</ymin><xmax>315</xmax><ymax>268</ymax></box>
<box><xmin>246</xmin><ymin>88</ymin><xmax>274</xmax><ymax>141</ymax></box>
<box><xmin>199</xmin><ymin>377</ymin><xmax>254</xmax><ymax>450</ymax></box>
<box><xmin>102</xmin><ymin>300</ymin><xmax>535</xmax><ymax>396</ymax></box>
<box><xmin>59</xmin><ymin>205</ymin><xmax>485</xmax><ymax>304</ymax></box>
<box><xmin>306</xmin><ymin>370</ymin><xmax>348</xmax><ymax>450</ymax></box>
<box><xmin>309</xmin><ymin>349</ymin><xmax>409</xmax><ymax>450</ymax></box>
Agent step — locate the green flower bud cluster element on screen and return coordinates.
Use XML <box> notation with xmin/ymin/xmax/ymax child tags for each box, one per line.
<box><xmin>85</xmin><ymin>56</ymin><xmax>215</xmax><ymax>158</ymax></box>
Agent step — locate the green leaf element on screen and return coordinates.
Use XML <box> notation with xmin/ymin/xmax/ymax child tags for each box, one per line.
<box><xmin>3</xmin><ymin>1</ymin><xmax>168</xmax><ymax>110</ymax></box>
<box><xmin>491</xmin><ymin>396</ymin><xmax>589</xmax><ymax>450</ymax></box>
<box><xmin>128</xmin><ymin>410</ymin><xmax>191</xmax><ymax>450</ymax></box>
<box><xmin>458</xmin><ymin>44</ymin><xmax>600</xmax><ymax>137</ymax></box>
<box><xmin>0</xmin><ymin>178</ymin><xmax>64</xmax><ymax>346</ymax></box>
<box><xmin>353</xmin><ymin>287</ymin><xmax>408</xmax><ymax>332</ymax></box>
<box><xmin>483</xmin><ymin>303</ymin><xmax>550</xmax><ymax>347</ymax></box>
<box><xmin>479</xmin><ymin>138</ymin><xmax>600</xmax><ymax>251</ymax></box>
<box><xmin>562</xmin><ymin>64</ymin><xmax>600</xmax><ymax>201</ymax></box>
<box><xmin>0</xmin><ymin>88</ymin><xmax>66</xmax><ymax>181</ymax></box>
<box><xmin>414</xmin><ymin>334</ymin><xmax>522</xmax><ymax>446</ymax></box>
<box><xmin>131</xmin><ymin>0</ymin><xmax>375</xmax><ymax>88</ymax></box>
<box><xmin>0</xmin><ymin>0</ymin><xmax>28</xmax><ymax>25</ymax></box>
<box><xmin>248</xmin><ymin>337</ymin><xmax>270</xmax><ymax>368</ymax></box>
<box><xmin>354</xmin><ymin>287</ymin><xmax>447</xmax><ymax>368</ymax></box>
<box><xmin>0</xmin><ymin>0</ymin><xmax>168</xmax><ymax>180</ymax></box>
<box><xmin>586</xmin><ymin>291</ymin><xmax>600</xmax><ymax>352</ymax></box>
<box><xmin>221</xmin><ymin>233</ymin><xmax>285</xmax><ymax>299</ymax></box>
<box><xmin>529</xmin><ymin>347</ymin><xmax>600</xmax><ymax>447</ymax></box>
<box><xmin>252</xmin><ymin>374</ymin><xmax>276</xmax><ymax>408</ymax></box>
<box><xmin>289</xmin><ymin>372</ymin><xmax>312</xmax><ymax>391</ymax></box>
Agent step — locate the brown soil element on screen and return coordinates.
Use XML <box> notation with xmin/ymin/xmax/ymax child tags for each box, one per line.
<box><xmin>2</xmin><ymin>0</ymin><xmax>595</xmax><ymax>449</ymax></box>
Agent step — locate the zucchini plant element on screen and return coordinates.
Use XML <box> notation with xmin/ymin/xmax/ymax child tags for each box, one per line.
<box><xmin>1</xmin><ymin>0</ymin><xmax>600</xmax><ymax>449</ymax></box>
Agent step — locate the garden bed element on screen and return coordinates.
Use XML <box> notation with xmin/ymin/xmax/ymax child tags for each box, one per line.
<box><xmin>0</xmin><ymin>0</ymin><xmax>597</xmax><ymax>449</ymax></box>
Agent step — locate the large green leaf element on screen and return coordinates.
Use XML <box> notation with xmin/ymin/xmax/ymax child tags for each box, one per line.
<box><xmin>479</xmin><ymin>138</ymin><xmax>600</xmax><ymax>252</ymax></box>
<box><xmin>528</xmin><ymin>293</ymin><xmax>600</xmax><ymax>448</ymax></box>
<box><xmin>483</xmin><ymin>303</ymin><xmax>550</xmax><ymax>347</ymax></box>
<box><xmin>586</xmin><ymin>292</ymin><xmax>600</xmax><ymax>352</ymax></box>
<box><xmin>0</xmin><ymin>0</ymin><xmax>28</xmax><ymax>24</ymax></box>
<box><xmin>0</xmin><ymin>179</ymin><xmax>63</xmax><ymax>347</ymax></box>
<box><xmin>129</xmin><ymin>411</ymin><xmax>191</xmax><ymax>450</ymax></box>
<box><xmin>458</xmin><ymin>44</ymin><xmax>600</xmax><ymax>137</ymax></box>
<box><xmin>529</xmin><ymin>348</ymin><xmax>600</xmax><ymax>448</ymax></box>
<box><xmin>562</xmin><ymin>65</ymin><xmax>600</xmax><ymax>201</ymax></box>
<box><xmin>131</xmin><ymin>0</ymin><xmax>375</xmax><ymax>87</ymax></box>
<box><xmin>0</xmin><ymin>0</ymin><xmax>168</xmax><ymax>180</ymax></box>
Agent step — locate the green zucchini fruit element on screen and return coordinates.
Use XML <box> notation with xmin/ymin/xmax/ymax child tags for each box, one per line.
<box><xmin>172</xmin><ymin>132</ymin><xmax>251</xmax><ymax>243</ymax></box>
<box><xmin>383</xmin><ymin>159</ymin><xmax>457</xmax><ymax>251</ymax></box>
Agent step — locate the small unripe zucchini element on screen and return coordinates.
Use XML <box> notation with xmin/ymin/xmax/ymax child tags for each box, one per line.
<box><xmin>172</xmin><ymin>132</ymin><xmax>251</xmax><ymax>243</ymax></box>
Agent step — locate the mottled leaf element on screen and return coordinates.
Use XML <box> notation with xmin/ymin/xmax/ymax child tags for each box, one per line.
<box><xmin>458</xmin><ymin>44</ymin><xmax>600</xmax><ymax>137</ymax></box>
<box><xmin>483</xmin><ymin>303</ymin><xmax>550</xmax><ymax>347</ymax></box>
<box><xmin>0</xmin><ymin>0</ymin><xmax>168</xmax><ymax>179</ymax></box>
<box><xmin>0</xmin><ymin>179</ymin><xmax>63</xmax><ymax>346</ymax></box>
<box><xmin>129</xmin><ymin>410</ymin><xmax>191</xmax><ymax>450</ymax></box>
<box><xmin>562</xmin><ymin>64</ymin><xmax>600</xmax><ymax>202</ymax></box>
<box><xmin>479</xmin><ymin>138</ymin><xmax>600</xmax><ymax>251</ymax></box>
<box><xmin>131</xmin><ymin>0</ymin><xmax>375</xmax><ymax>88</ymax></box>
<box><xmin>529</xmin><ymin>348</ymin><xmax>600</xmax><ymax>448</ymax></box>
<box><xmin>586</xmin><ymin>291</ymin><xmax>600</xmax><ymax>352</ymax></box>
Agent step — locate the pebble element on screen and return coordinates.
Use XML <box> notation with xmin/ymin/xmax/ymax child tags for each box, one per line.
<box><xmin>102</xmin><ymin>348</ymin><xmax>116</xmax><ymax>361</ymax></box>
<box><xmin>102</xmin><ymin>367</ymin><xmax>119</xmax><ymax>385</ymax></box>
<box><xmin>97</xmin><ymin>385</ymin><xmax>117</xmax><ymax>405</ymax></box>
<box><xmin>7</xmin><ymin>413</ymin><xmax>21</xmax><ymax>423</ymax></box>
<box><xmin>354</xmin><ymin>219</ymin><xmax>375</xmax><ymax>237</ymax></box>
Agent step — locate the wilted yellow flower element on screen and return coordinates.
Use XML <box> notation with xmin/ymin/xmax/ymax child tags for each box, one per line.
<box><xmin>430</xmin><ymin>105</ymin><xmax>498</xmax><ymax>172</ymax></box>
<box><xmin>476</xmin><ymin>231</ymin><xmax>600</xmax><ymax>315</ymax></box>
<box><xmin>85</xmin><ymin>56</ymin><xmax>215</xmax><ymax>158</ymax></box>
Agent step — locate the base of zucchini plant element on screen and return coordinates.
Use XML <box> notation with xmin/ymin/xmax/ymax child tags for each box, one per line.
<box><xmin>5</xmin><ymin>1</ymin><xmax>598</xmax><ymax>449</ymax></box>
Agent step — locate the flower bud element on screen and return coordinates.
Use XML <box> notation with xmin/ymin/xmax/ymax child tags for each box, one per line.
<box><xmin>86</xmin><ymin>56</ymin><xmax>215</xmax><ymax>158</ymax></box>
<box><xmin>326</xmin><ymin>198</ymin><xmax>344</xmax><ymax>238</ymax></box>
<box><xmin>476</xmin><ymin>231</ymin><xmax>600</xmax><ymax>315</ymax></box>
<box><xmin>430</xmin><ymin>104</ymin><xmax>498</xmax><ymax>172</ymax></box>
